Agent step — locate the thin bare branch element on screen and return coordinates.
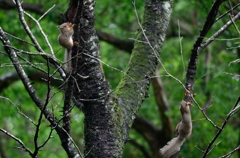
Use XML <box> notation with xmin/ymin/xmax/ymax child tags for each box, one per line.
<box><xmin>4</xmin><ymin>32</ymin><xmax>35</xmax><ymax>46</ymax></box>
<box><xmin>0</xmin><ymin>27</ymin><xmax>82</xmax><ymax>158</ymax></box>
<box><xmin>83</xmin><ymin>52</ymin><xmax>137</xmax><ymax>85</ymax></box>
<box><xmin>214</xmin><ymin>3</ymin><xmax>240</xmax><ymax>23</ymax></box>
<box><xmin>202</xmin><ymin>96</ymin><xmax>240</xmax><ymax>157</ymax></box>
<box><xmin>133</xmin><ymin>1</ymin><xmax>186</xmax><ymax>91</ymax></box>
<box><xmin>38</xmin><ymin>4</ymin><xmax>55</xmax><ymax>21</ymax></box>
<box><xmin>13</xmin><ymin>0</ymin><xmax>66</xmax><ymax>79</ymax></box>
<box><xmin>229</xmin><ymin>14</ymin><xmax>240</xmax><ymax>36</ymax></box>
<box><xmin>0</xmin><ymin>128</ymin><xmax>33</xmax><ymax>156</ymax></box>
<box><xmin>178</xmin><ymin>20</ymin><xmax>185</xmax><ymax>78</ymax></box>
<box><xmin>199</xmin><ymin>12</ymin><xmax>240</xmax><ymax>52</ymax></box>
<box><xmin>220</xmin><ymin>145</ymin><xmax>240</xmax><ymax>158</ymax></box>
<box><xmin>128</xmin><ymin>139</ymin><xmax>151</xmax><ymax>158</ymax></box>
<box><xmin>24</xmin><ymin>11</ymin><xmax>55</xmax><ymax>58</ymax></box>
<box><xmin>32</xmin><ymin>58</ymin><xmax>52</xmax><ymax>157</ymax></box>
<box><xmin>185</xmin><ymin>0</ymin><xmax>227</xmax><ymax>103</ymax></box>
<box><xmin>0</xmin><ymin>96</ymin><xmax>36</xmax><ymax>126</ymax></box>
<box><xmin>192</xmin><ymin>97</ymin><xmax>221</xmax><ymax>129</ymax></box>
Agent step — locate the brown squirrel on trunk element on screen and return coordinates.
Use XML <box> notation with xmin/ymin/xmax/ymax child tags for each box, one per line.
<box><xmin>57</xmin><ymin>22</ymin><xmax>75</xmax><ymax>73</ymax></box>
<box><xmin>159</xmin><ymin>100</ymin><xmax>192</xmax><ymax>158</ymax></box>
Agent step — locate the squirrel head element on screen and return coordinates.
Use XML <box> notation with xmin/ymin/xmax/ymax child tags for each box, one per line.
<box><xmin>57</xmin><ymin>22</ymin><xmax>75</xmax><ymax>35</ymax></box>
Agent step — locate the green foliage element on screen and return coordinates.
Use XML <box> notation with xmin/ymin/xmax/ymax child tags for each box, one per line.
<box><xmin>0</xmin><ymin>0</ymin><xmax>239</xmax><ymax>157</ymax></box>
<box><xmin>100</xmin><ymin>41</ymin><xmax>131</xmax><ymax>89</ymax></box>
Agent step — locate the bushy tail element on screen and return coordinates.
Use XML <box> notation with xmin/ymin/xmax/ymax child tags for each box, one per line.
<box><xmin>159</xmin><ymin>136</ymin><xmax>185</xmax><ymax>158</ymax></box>
<box><xmin>159</xmin><ymin>101</ymin><xmax>192</xmax><ymax>158</ymax></box>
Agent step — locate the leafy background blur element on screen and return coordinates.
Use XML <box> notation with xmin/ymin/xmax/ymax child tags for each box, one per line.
<box><xmin>0</xmin><ymin>0</ymin><xmax>239</xmax><ymax>157</ymax></box>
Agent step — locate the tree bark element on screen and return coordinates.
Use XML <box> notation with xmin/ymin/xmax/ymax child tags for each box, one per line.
<box><xmin>71</xmin><ymin>0</ymin><xmax>173</xmax><ymax>157</ymax></box>
<box><xmin>56</xmin><ymin>0</ymin><xmax>173</xmax><ymax>157</ymax></box>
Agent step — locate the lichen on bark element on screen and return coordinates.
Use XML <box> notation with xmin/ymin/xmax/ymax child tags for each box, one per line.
<box><xmin>71</xmin><ymin>0</ymin><xmax>173</xmax><ymax>157</ymax></box>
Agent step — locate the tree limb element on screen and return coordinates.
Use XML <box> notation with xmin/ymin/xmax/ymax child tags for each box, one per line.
<box><xmin>0</xmin><ymin>71</ymin><xmax>62</xmax><ymax>92</ymax></box>
<box><xmin>133</xmin><ymin>116</ymin><xmax>164</xmax><ymax>158</ymax></box>
<box><xmin>152</xmin><ymin>71</ymin><xmax>173</xmax><ymax>139</ymax></box>
<box><xmin>0</xmin><ymin>27</ymin><xmax>82</xmax><ymax>158</ymax></box>
<box><xmin>128</xmin><ymin>139</ymin><xmax>151</xmax><ymax>158</ymax></box>
<box><xmin>203</xmin><ymin>96</ymin><xmax>240</xmax><ymax>157</ymax></box>
<box><xmin>0</xmin><ymin>0</ymin><xmax>43</xmax><ymax>14</ymax></box>
<box><xmin>96</xmin><ymin>30</ymin><xmax>134</xmax><ymax>53</ymax></box>
<box><xmin>13</xmin><ymin>0</ymin><xmax>66</xmax><ymax>79</ymax></box>
<box><xmin>0</xmin><ymin>128</ymin><xmax>33</xmax><ymax>156</ymax></box>
<box><xmin>185</xmin><ymin>0</ymin><xmax>227</xmax><ymax>102</ymax></box>
<box><xmin>199</xmin><ymin>12</ymin><xmax>240</xmax><ymax>52</ymax></box>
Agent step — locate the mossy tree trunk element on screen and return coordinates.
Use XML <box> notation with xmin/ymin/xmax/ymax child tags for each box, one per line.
<box><xmin>67</xmin><ymin>0</ymin><xmax>173</xmax><ymax>157</ymax></box>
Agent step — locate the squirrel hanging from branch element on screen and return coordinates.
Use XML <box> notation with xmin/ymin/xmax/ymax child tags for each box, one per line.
<box><xmin>159</xmin><ymin>100</ymin><xmax>192</xmax><ymax>158</ymax></box>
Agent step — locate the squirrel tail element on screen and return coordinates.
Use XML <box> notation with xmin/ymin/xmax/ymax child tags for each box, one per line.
<box><xmin>159</xmin><ymin>137</ymin><xmax>185</xmax><ymax>158</ymax></box>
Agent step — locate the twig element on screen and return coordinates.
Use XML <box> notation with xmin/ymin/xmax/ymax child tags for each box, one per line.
<box><xmin>24</xmin><ymin>11</ymin><xmax>55</xmax><ymax>58</ymax></box>
<box><xmin>0</xmin><ymin>96</ymin><xmax>36</xmax><ymax>126</ymax></box>
<box><xmin>199</xmin><ymin>12</ymin><xmax>240</xmax><ymax>52</ymax></box>
<box><xmin>202</xmin><ymin>96</ymin><xmax>240</xmax><ymax>157</ymax></box>
<box><xmin>185</xmin><ymin>0</ymin><xmax>226</xmax><ymax>102</ymax></box>
<box><xmin>192</xmin><ymin>97</ymin><xmax>220</xmax><ymax>129</ymax></box>
<box><xmin>4</xmin><ymin>31</ymin><xmax>35</xmax><ymax>46</ymax></box>
<box><xmin>0</xmin><ymin>26</ymin><xmax>82</xmax><ymax>158</ymax></box>
<box><xmin>38</xmin><ymin>127</ymin><xmax>54</xmax><ymax>149</ymax></box>
<box><xmin>82</xmin><ymin>52</ymin><xmax>137</xmax><ymax>85</ymax></box>
<box><xmin>207</xmin><ymin>140</ymin><xmax>223</xmax><ymax>154</ymax></box>
<box><xmin>83</xmin><ymin>146</ymin><xmax>94</xmax><ymax>158</ymax></box>
<box><xmin>178</xmin><ymin>19</ymin><xmax>186</xmax><ymax>78</ymax></box>
<box><xmin>13</xmin><ymin>0</ymin><xmax>66</xmax><ymax>79</ymax></box>
<box><xmin>38</xmin><ymin>4</ymin><xmax>55</xmax><ymax>21</ymax></box>
<box><xmin>195</xmin><ymin>145</ymin><xmax>205</xmax><ymax>153</ymax></box>
<box><xmin>17</xmin><ymin>54</ymin><xmax>49</xmax><ymax>75</ymax></box>
<box><xmin>0</xmin><ymin>128</ymin><xmax>33</xmax><ymax>156</ymax></box>
<box><xmin>220</xmin><ymin>145</ymin><xmax>240</xmax><ymax>158</ymax></box>
<box><xmin>132</xmin><ymin>1</ymin><xmax>186</xmax><ymax>90</ymax></box>
<box><xmin>214</xmin><ymin>3</ymin><xmax>240</xmax><ymax>23</ymax></box>
<box><xmin>32</xmin><ymin>58</ymin><xmax>52</xmax><ymax>157</ymax></box>
<box><xmin>16</xmin><ymin>53</ymin><xmax>63</xmax><ymax>85</ymax></box>
<box><xmin>229</xmin><ymin>14</ymin><xmax>240</xmax><ymax>36</ymax></box>
<box><xmin>128</xmin><ymin>139</ymin><xmax>151</xmax><ymax>158</ymax></box>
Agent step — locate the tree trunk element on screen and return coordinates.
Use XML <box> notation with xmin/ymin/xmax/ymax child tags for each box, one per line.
<box><xmin>71</xmin><ymin>0</ymin><xmax>173</xmax><ymax>157</ymax></box>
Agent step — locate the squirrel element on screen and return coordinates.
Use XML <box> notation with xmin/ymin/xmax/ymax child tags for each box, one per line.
<box><xmin>57</xmin><ymin>22</ymin><xmax>75</xmax><ymax>73</ymax></box>
<box><xmin>159</xmin><ymin>100</ymin><xmax>192</xmax><ymax>158</ymax></box>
